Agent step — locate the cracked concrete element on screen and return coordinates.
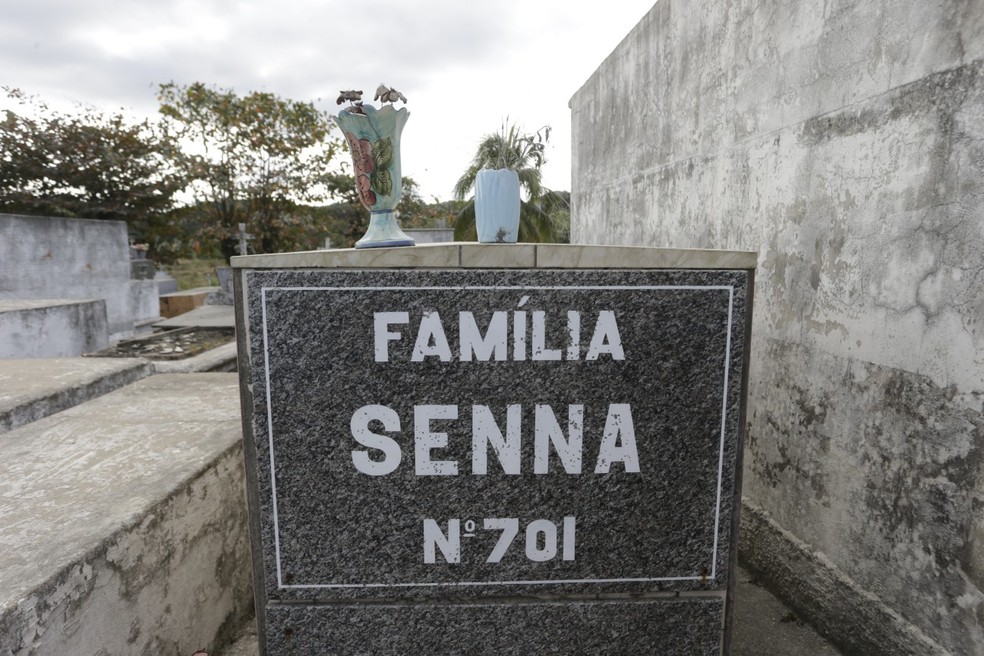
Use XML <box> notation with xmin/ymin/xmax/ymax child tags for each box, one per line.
<box><xmin>0</xmin><ymin>374</ymin><xmax>253</xmax><ymax>656</ymax></box>
<box><xmin>571</xmin><ymin>1</ymin><xmax>984</xmax><ymax>654</ymax></box>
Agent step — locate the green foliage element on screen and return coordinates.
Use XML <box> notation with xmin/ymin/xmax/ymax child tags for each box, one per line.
<box><xmin>397</xmin><ymin>177</ymin><xmax>461</xmax><ymax>230</ymax></box>
<box><xmin>542</xmin><ymin>190</ymin><xmax>571</xmax><ymax>243</ymax></box>
<box><xmin>453</xmin><ymin>122</ymin><xmax>549</xmax><ymax>202</ymax></box>
<box><xmin>452</xmin><ymin>121</ymin><xmax>565</xmax><ymax>243</ymax></box>
<box><xmin>0</xmin><ymin>88</ymin><xmax>184</xmax><ymax>236</ymax></box>
<box><xmin>148</xmin><ymin>205</ymin><xmax>213</xmax><ymax>263</ymax></box>
<box><xmin>309</xmin><ymin>202</ymin><xmax>363</xmax><ymax>249</ymax></box>
<box><xmin>158</xmin><ymin>82</ymin><xmax>341</xmax><ymax>256</ymax></box>
<box><xmin>162</xmin><ymin>257</ymin><xmax>226</xmax><ymax>290</ymax></box>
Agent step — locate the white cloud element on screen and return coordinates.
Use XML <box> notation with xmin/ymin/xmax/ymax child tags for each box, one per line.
<box><xmin>0</xmin><ymin>0</ymin><xmax>657</xmax><ymax>200</ymax></box>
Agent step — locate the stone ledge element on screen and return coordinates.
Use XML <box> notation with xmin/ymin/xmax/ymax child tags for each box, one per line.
<box><xmin>0</xmin><ymin>357</ymin><xmax>153</xmax><ymax>435</ymax></box>
<box><xmin>231</xmin><ymin>243</ymin><xmax>759</xmax><ymax>271</ymax></box>
<box><xmin>0</xmin><ymin>298</ymin><xmax>109</xmax><ymax>358</ymax></box>
<box><xmin>0</xmin><ymin>374</ymin><xmax>253</xmax><ymax>656</ymax></box>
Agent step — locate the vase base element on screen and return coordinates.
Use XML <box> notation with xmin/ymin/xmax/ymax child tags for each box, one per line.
<box><xmin>477</xmin><ymin>236</ymin><xmax>519</xmax><ymax>244</ymax></box>
<box><xmin>354</xmin><ymin>210</ymin><xmax>416</xmax><ymax>249</ymax></box>
<box><xmin>355</xmin><ymin>238</ymin><xmax>416</xmax><ymax>249</ymax></box>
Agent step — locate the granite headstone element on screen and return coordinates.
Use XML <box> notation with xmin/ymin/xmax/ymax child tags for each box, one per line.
<box><xmin>234</xmin><ymin>245</ymin><xmax>754</xmax><ymax>655</ymax></box>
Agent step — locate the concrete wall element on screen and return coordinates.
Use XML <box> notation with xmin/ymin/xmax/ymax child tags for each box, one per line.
<box><xmin>0</xmin><ymin>214</ymin><xmax>157</xmax><ymax>338</ymax></box>
<box><xmin>570</xmin><ymin>2</ymin><xmax>984</xmax><ymax>655</ymax></box>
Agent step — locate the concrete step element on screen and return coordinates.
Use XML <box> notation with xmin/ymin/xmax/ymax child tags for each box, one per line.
<box><xmin>0</xmin><ymin>373</ymin><xmax>253</xmax><ymax>656</ymax></box>
<box><xmin>0</xmin><ymin>299</ymin><xmax>109</xmax><ymax>358</ymax></box>
<box><xmin>0</xmin><ymin>357</ymin><xmax>153</xmax><ymax>435</ymax></box>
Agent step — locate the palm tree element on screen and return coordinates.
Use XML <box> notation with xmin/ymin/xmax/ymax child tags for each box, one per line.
<box><xmin>452</xmin><ymin>123</ymin><xmax>561</xmax><ymax>242</ymax></box>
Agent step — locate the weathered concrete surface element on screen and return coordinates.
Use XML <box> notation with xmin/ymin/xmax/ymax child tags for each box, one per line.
<box><xmin>731</xmin><ymin>565</ymin><xmax>843</xmax><ymax>656</ymax></box>
<box><xmin>744</xmin><ymin>342</ymin><xmax>981</xmax><ymax>654</ymax></box>
<box><xmin>0</xmin><ymin>374</ymin><xmax>253</xmax><ymax>656</ymax></box>
<box><xmin>0</xmin><ymin>299</ymin><xmax>109</xmax><ymax>358</ymax></box>
<box><xmin>571</xmin><ymin>1</ymin><xmax>984</xmax><ymax>654</ymax></box>
<box><xmin>741</xmin><ymin>501</ymin><xmax>946</xmax><ymax>656</ymax></box>
<box><xmin>0</xmin><ymin>357</ymin><xmax>153</xmax><ymax>434</ymax></box>
<box><xmin>130</xmin><ymin>279</ymin><xmax>161</xmax><ymax>329</ymax></box>
<box><xmin>153</xmin><ymin>342</ymin><xmax>238</xmax><ymax>374</ymax></box>
<box><xmin>0</xmin><ymin>214</ymin><xmax>157</xmax><ymax>339</ymax></box>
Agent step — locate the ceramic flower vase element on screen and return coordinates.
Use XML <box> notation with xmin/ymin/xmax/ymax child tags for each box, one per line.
<box><xmin>474</xmin><ymin>169</ymin><xmax>520</xmax><ymax>243</ymax></box>
<box><xmin>335</xmin><ymin>104</ymin><xmax>415</xmax><ymax>248</ymax></box>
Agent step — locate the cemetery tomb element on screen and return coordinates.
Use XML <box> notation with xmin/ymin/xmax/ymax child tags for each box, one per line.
<box><xmin>233</xmin><ymin>243</ymin><xmax>755</xmax><ymax>655</ymax></box>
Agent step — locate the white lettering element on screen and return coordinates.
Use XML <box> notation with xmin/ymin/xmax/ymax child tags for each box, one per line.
<box><xmin>423</xmin><ymin>519</ymin><xmax>460</xmax><ymax>563</ymax></box>
<box><xmin>373</xmin><ymin>312</ymin><xmax>408</xmax><ymax>362</ymax></box>
<box><xmin>412</xmin><ymin>311</ymin><xmax>452</xmax><ymax>361</ymax></box>
<box><xmin>525</xmin><ymin>519</ymin><xmax>558</xmax><ymax>562</ymax></box>
<box><xmin>471</xmin><ymin>405</ymin><xmax>521</xmax><ymax>475</ymax></box>
<box><xmin>350</xmin><ymin>405</ymin><xmax>402</xmax><ymax>476</ymax></box>
<box><xmin>531</xmin><ymin>311</ymin><xmax>562</xmax><ymax>361</ymax></box>
<box><xmin>484</xmin><ymin>517</ymin><xmax>519</xmax><ymax>563</ymax></box>
<box><xmin>513</xmin><ymin>310</ymin><xmax>527</xmax><ymax>361</ymax></box>
<box><xmin>562</xmin><ymin>516</ymin><xmax>576</xmax><ymax>561</ymax></box>
<box><xmin>351</xmin><ymin>404</ymin><xmax>639</xmax><ymax>477</ymax></box>
<box><xmin>460</xmin><ymin>312</ymin><xmax>508</xmax><ymax>361</ymax></box>
<box><xmin>414</xmin><ymin>405</ymin><xmax>458</xmax><ymax>475</ymax></box>
<box><xmin>375</xmin><ymin>308</ymin><xmax>624</xmax><ymax>363</ymax></box>
<box><xmin>534</xmin><ymin>404</ymin><xmax>584</xmax><ymax>474</ymax></box>
<box><xmin>566</xmin><ymin>311</ymin><xmax>581</xmax><ymax>360</ymax></box>
<box><xmin>594</xmin><ymin>403</ymin><xmax>640</xmax><ymax>473</ymax></box>
<box><xmin>585</xmin><ymin>311</ymin><xmax>625</xmax><ymax>361</ymax></box>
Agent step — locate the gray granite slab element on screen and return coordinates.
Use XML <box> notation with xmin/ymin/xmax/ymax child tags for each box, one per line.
<box><xmin>240</xmin><ymin>268</ymin><xmax>749</xmax><ymax>602</ymax></box>
<box><xmin>263</xmin><ymin>597</ymin><xmax>725</xmax><ymax>655</ymax></box>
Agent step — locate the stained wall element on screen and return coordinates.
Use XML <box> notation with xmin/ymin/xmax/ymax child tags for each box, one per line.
<box><xmin>570</xmin><ymin>2</ymin><xmax>984</xmax><ymax>654</ymax></box>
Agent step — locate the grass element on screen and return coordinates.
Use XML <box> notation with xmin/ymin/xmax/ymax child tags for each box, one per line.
<box><xmin>163</xmin><ymin>258</ymin><xmax>226</xmax><ymax>291</ymax></box>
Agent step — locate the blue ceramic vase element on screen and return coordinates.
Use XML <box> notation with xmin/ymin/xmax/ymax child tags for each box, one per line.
<box><xmin>335</xmin><ymin>105</ymin><xmax>415</xmax><ymax>248</ymax></box>
<box><xmin>474</xmin><ymin>169</ymin><xmax>521</xmax><ymax>243</ymax></box>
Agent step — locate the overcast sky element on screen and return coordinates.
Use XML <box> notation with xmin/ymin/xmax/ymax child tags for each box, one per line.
<box><xmin>1</xmin><ymin>0</ymin><xmax>656</xmax><ymax>202</ymax></box>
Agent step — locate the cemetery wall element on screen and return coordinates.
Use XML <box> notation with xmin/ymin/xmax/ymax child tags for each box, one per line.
<box><xmin>0</xmin><ymin>214</ymin><xmax>148</xmax><ymax>338</ymax></box>
<box><xmin>570</xmin><ymin>1</ymin><xmax>984</xmax><ymax>654</ymax></box>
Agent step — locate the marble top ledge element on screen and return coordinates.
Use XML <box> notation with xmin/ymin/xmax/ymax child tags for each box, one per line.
<box><xmin>230</xmin><ymin>243</ymin><xmax>758</xmax><ymax>270</ymax></box>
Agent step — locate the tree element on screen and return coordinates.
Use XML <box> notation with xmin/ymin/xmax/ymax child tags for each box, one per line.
<box><xmin>395</xmin><ymin>177</ymin><xmax>460</xmax><ymax>230</ymax></box>
<box><xmin>452</xmin><ymin>123</ymin><xmax>547</xmax><ymax>202</ymax></box>
<box><xmin>451</xmin><ymin>123</ymin><xmax>561</xmax><ymax>242</ymax></box>
<box><xmin>537</xmin><ymin>190</ymin><xmax>571</xmax><ymax>243</ymax></box>
<box><xmin>0</xmin><ymin>88</ymin><xmax>184</xmax><ymax>237</ymax></box>
<box><xmin>158</xmin><ymin>82</ymin><xmax>341</xmax><ymax>256</ymax></box>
